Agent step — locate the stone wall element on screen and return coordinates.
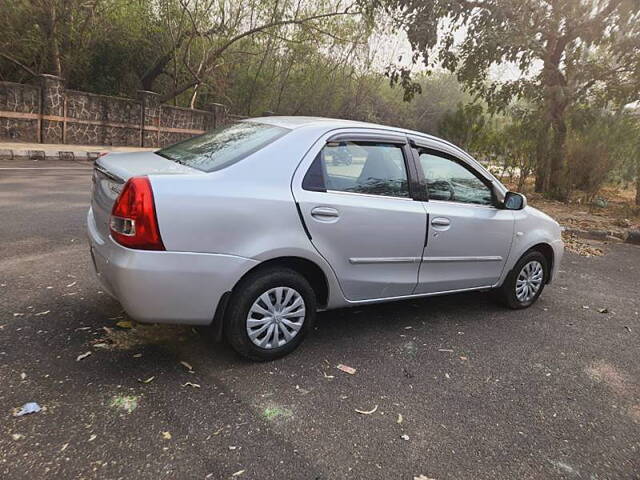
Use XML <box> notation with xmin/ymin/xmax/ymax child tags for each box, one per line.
<box><xmin>0</xmin><ymin>76</ymin><xmax>234</xmax><ymax>148</ymax></box>
<box><xmin>0</xmin><ymin>81</ymin><xmax>41</xmax><ymax>142</ymax></box>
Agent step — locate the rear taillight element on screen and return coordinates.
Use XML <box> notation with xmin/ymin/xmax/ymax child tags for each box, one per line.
<box><xmin>109</xmin><ymin>176</ymin><xmax>165</xmax><ymax>250</ymax></box>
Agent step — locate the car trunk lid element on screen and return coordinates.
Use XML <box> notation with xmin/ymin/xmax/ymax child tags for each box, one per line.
<box><xmin>91</xmin><ymin>151</ymin><xmax>201</xmax><ymax>240</ymax></box>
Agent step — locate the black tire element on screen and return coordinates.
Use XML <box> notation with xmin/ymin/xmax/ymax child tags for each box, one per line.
<box><xmin>224</xmin><ymin>267</ymin><xmax>316</xmax><ymax>361</ymax></box>
<box><xmin>495</xmin><ymin>250</ymin><xmax>548</xmax><ymax>309</ymax></box>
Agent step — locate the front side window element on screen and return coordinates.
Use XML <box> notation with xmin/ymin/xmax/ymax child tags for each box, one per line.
<box><xmin>156</xmin><ymin>121</ymin><xmax>289</xmax><ymax>172</ymax></box>
<box><xmin>418</xmin><ymin>151</ymin><xmax>494</xmax><ymax>206</ymax></box>
<box><xmin>303</xmin><ymin>141</ymin><xmax>409</xmax><ymax>198</ymax></box>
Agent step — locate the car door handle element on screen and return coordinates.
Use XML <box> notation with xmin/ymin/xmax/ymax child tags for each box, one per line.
<box><xmin>431</xmin><ymin>217</ymin><xmax>450</xmax><ymax>227</ymax></box>
<box><xmin>311</xmin><ymin>206</ymin><xmax>339</xmax><ymax>219</ymax></box>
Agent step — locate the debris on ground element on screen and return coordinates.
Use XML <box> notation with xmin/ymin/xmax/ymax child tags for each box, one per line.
<box><xmin>180</xmin><ymin>360</ymin><xmax>194</xmax><ymax>372</ymax></box>
<box><xmin>598</xmin><ymin>308</ymin><xmax>609</xmax><ymax>313</ymax></box>
<box><xmin>93</xmin><ymin>324</ymin><xmax>191</xmax><ymax>350</ymax></box>
<box><xmin>11</xmin><ymin>433</ymin><xmax>24</xmax><ymax>441</ymax></box>
<box><xmin>20</xmin><ymin>372</ymin><xmax>26</xmax><ymax>380</ymax></box>
<box><xmin>138</xmin><ymin>376</ymin><xmax>155</xmax><ymax>384</ymax></box>
<box><xmin>182</xmin><ymin>382</ymin><xmax>201</xmax><ymax>388</ymax></box>
<box><xmin>562</xmin><ymin>233</ymin><xmax>604</xmax><ymax>257</ymax></box>
<box><xmin>34</xmin><ymin>310</ymin><xmax>50</xmax><ymax>316</ymax></box>
<box><xmin>397</xmin><ymin>414</ymin><xmax>403</xmax><ymax>424</ymax></box>
<box><xmin>13</xmin><ymin>402</ymin><xmax>41</xmax><ymax>417</ymax></box>
<box><xmin>116</xmin><ymin>320</ymin><xmax>133</xmax><ymax>329</ymax></box>
<box><xmin>295</xmin><ymin>385</ymin><xmax>310</xmax><ymax>395</ymax></box>
<box><xmin>414</xmin><ymin>475</ymin><xmax>436</xmax><ymax>480</ymax></box>
<box><xmin>355</xmin><ymin>405</ymin><xmax>378</xmax><ymax>415</ymax></box>
<box><xmin>76</xmin><ymin>351</ymin><xmax>92</xmax><ymax>361</ymax></box>
<box><xmin>337</xmin><ymin>364</ymin><xmax>356</xmax><ymax>375</ymax></box>
<box><xmin>401</xmin><ymin>434</ymin><xmax>410</xmax><ymax>441</ymax></box>
<box><xmin>66</xmin><ymin>281</ymin><xmax>77</xmax><ymax>288</ymax></box>
<box><xmin>162</xmin><ymin>431</ymin><xmax>172</xmax><ymax>440</ymax></box>
<box><xmin>110</xmin><ymin>395</ymin><xmax>138</xmax><ymax>414</ymax></box>
<box><xmin>322</xmin><ymin>371</ymin><xmax>335</xmax><ymax>379</ymax></box>
<box><xmin>438</xmin><ymin>348</ymin><xmax>453</xmax><ymax>353</ymax></box>
<box><xmin>88</xmin><ymin>434</ymin><xmax>97</xmax><ymax>442</ymax></box>
<box><xmin>232</xmin><ymin>470</ymin><xmax>245</xmax><ymax>477</ymax></box>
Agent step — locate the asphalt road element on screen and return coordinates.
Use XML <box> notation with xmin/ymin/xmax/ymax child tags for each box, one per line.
<box><xmin>1</xmin><ymin>158</ymin><xmax>639</xmax><ymax>480</ymax></box>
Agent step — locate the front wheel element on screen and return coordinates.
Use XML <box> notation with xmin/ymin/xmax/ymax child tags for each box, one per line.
<box><xmin>224</xmin><ymin>268</ymin><xmax>316</xmax><ymax>361</ymax></box>
<box><xmin>496</xmin><ymin>251</ymin><xmax>548</xmax><ymax>309</ymax></box>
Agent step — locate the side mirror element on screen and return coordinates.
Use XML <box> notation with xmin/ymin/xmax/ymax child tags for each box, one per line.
<box><xmin>503</xmin><ymin>191</ymin><xmax>527</xmax><ymax>210</ymax></box>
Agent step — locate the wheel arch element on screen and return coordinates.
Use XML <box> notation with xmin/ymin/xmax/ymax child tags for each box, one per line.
<box><xmin>528</xmin><ymin>242</ymin><xmax>554</xmax><ymax>283</ymax></box>
<box><xmin>233</xmin><ymin>256</ymin><xmax>330</xmax><ymax>308</ymax></box>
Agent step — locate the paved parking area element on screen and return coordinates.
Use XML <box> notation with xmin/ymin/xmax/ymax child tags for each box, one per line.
<box><xmin>1</xmin><ymin>159</ymin><xmax>639</xmax><ymax>479</ymax></box>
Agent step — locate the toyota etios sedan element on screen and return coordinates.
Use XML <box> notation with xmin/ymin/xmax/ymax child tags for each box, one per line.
<box><xmin>88</xmin><ymin>117</ymin><xmax>563</xmax><ymax>360</ymax></box>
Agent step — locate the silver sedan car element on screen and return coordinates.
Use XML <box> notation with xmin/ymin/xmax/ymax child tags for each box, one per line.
<box><xmin>88</xmin><ymin>117</ymin><xmax>563</xmax><ymax>360</ymax></box>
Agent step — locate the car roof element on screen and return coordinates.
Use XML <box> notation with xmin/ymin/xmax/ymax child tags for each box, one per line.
<box><xmin>244</xmin><ymin>116</ymin><xmax>447</xmax><ymax>144</ymax></box>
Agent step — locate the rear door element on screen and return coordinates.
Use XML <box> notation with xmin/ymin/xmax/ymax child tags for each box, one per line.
<box><xmin>410</xmin><ymin>142</ymin><xmax>515</xmax><ymax>293</ymax></box>
<box><xmin>292</xmin><ymin>132</ymin><xmax>426</xmax><ymax>301</ymax></box>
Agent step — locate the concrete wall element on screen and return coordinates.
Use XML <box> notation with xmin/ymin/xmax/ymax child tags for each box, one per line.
<box><xmin>0</xmin><ymin>75</ymin><xmax>232</xmax><ymax>147</ymax></box>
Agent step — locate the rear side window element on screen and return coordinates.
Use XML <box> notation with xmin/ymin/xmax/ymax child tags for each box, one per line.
<box><xmin>156</xmin><ymin>122</ymin><xmax>289</xmax><ymax>172</ymax></box>
<box><xmin>303</xmin><ymin>141</ymin><xmax>409</xmax><ymax>198</ymax></box>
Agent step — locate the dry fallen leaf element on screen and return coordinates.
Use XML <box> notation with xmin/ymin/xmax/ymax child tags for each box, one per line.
<box><xmin>34</xmin><ymin>310</ymin><xmax>50</xmax><ymax>316</ymax></box>
<box><xmin>397</xmin><ymin>413</ymin><xmax>403</xmax><ymax>424</ymax></box>
<box><xmin>88</xmin><ymin>434</ymin><xmax>97</xmax><ymax>442</ymax></box>
<box><xmin>66</xmin><ymin>281</ymin><xmax>77</xmax><ymax>288</ymax></box>
<box><xmin>162</xmin><ymin>431</ymin><xmax>172</xmax><ymax>440</ymax></box>
<box><xmin>139</xmin><ymin>376</ymin><xmax>155</xmax><ymax>384</ymax></box>
<box><xmin>182</xmin><ymin>382</ymin><xmax>201</xmax><ymax>388</ymax></box>
<box><xmin>116</xmin><ymin>320</ymin><xmax>133</xmax><ymax>329</ymax></box>
<box><xmin>76</xmin><ymin>351</ymin><xmax>92</xmax><ymax>361</ymax></box>
<box><xmin>180</xmin><ymin>360</ymin><xmax>194</xmax><ymax>371</ymax></box>
<box><xmin>355</xmin><ymin>405</ymin><xmax>378</xmax><ymax>415</ymax></box>
<box><xmin>337</xmin><ymin>364</ymin><xmax>356</xmax><ymax>375</ymax></box>
<box><xmin>232</xmin><ymin>470</ymin><xmax>245</xmax><ymax>477</ymax></box>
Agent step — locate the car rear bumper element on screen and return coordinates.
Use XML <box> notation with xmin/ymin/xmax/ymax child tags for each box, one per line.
<box><xmin>87</xmin><ymin>208</ymin><xmax>258</xmax><ymax>325</ymax></box>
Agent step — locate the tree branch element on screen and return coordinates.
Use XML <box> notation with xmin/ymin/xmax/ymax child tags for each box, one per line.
<box><xmin>159</xmin><ymin>8</ymin><xmax>361</xmax><ymax>103</ymax></box>
<box><xmin>0</xmin><ymin>52</ymin><xmax>37</xmax><ymax>77</ymax></box>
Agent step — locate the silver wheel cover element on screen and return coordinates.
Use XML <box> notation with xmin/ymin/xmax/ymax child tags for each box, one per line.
<box><xmin>515</xmin><ymin>260</ymin><xmax>544</xmax><ymax>303</ymax></box>
<box><xmin>246</xmin><ymin>287</ymin><xmax>306</xmax><ymax>349</ymax></box>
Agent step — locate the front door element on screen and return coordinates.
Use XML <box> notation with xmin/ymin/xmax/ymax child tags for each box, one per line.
<box><xmin>293</xmin><ymin>137</ymin><xmax>426</xmax><ymax>301</ymax></box>
<box><xmin>414</xmin><ymin>147</ymin><xmax>515</xmax><ymax>293</ymax></box>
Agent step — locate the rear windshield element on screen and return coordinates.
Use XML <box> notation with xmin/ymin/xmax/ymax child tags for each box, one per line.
<box><xmin>156</xmin><ymin>121</ymin><xmax>289</xmax><ymax>172</ymax></box>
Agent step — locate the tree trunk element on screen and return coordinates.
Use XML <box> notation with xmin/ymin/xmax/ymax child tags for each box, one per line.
<box><xmin>636</xmin><ymin>160</ymin><xmax>640</xmax><ymax>206</ymax></box>
<box><xmin>547</xmin><ymin>99</ymin><xmax>568</xmax><ymax>200</ymax></box>
<box><xmin>43</xmin><ymin>3</ymin><xmax>62</xmax><ymax>76</ymax></box>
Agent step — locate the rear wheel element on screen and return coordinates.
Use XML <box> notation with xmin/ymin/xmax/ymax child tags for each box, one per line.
<box><xmin>224</xmin><ymin>268</ymin><xmax>316</xmax><ymax>361</ymax></box>
<box><xmin>496</xmin><ymin>250</ymin><xmax>548</xmax><ymax>309</ymax></box>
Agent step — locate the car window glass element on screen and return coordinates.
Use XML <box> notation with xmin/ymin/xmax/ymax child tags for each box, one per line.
<box><xmin>419</xmin><ymin>151</ymin><xmax>493</xmax><ymax>205</ymax></box>
<box><xmin>318</xmin><ymin>142</ymin><xmax>409</xmax><ymax>197</ymax></box>
<box><xmin>156</xmin><ymin>122</ymin><xmax>289</xmax><ymax>172</ymax></box>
